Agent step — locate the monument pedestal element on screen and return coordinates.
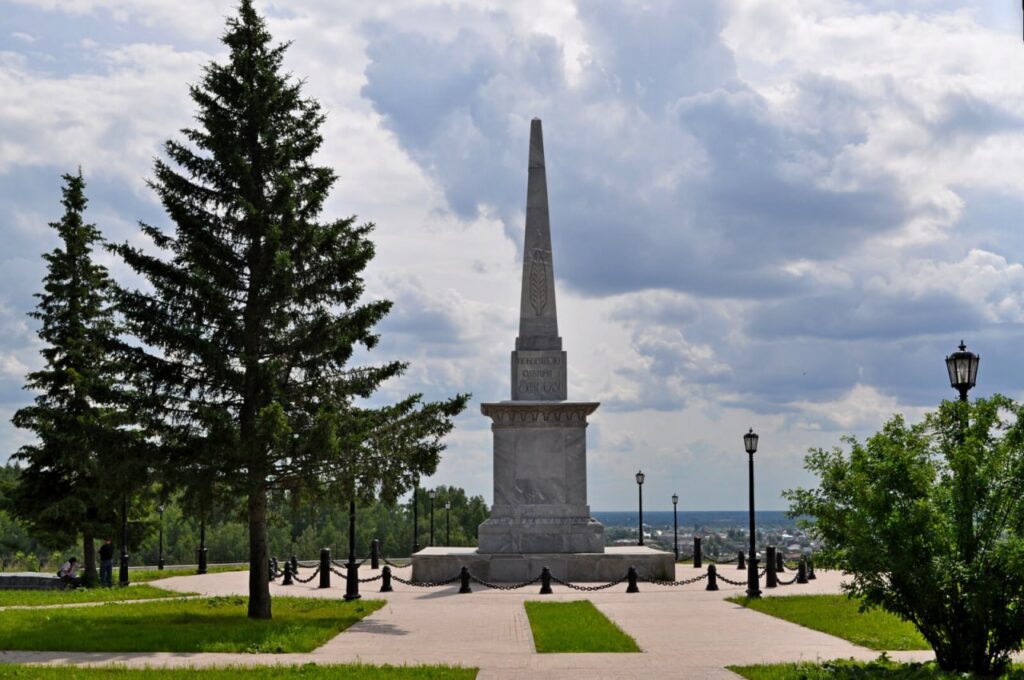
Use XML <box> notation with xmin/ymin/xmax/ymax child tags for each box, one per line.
<box><xmin>412</xmin><ymin>546</ymin><xmax>675</xmax><ymax>583</ymax></box>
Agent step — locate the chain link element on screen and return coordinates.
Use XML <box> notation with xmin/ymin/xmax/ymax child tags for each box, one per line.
<box><xmin>331</xmin><ymin>558</ymin><xmax>369</xmax><ymax>568</ymax></box>
<box><xmin>290</xmin><ymin>566</ymin><xmax>320</xmax><ymax>584</ymax></box>
<box><xmin>776</xmin><ymin>572</ymin><xmax>799</xmax><ymax>586</ymax></box>
<box><xmin>643</xmin><ymin>572</ymin><xmax>709</xmax><ymax>586</ymax></box>
<box><xmin>715</xmin><ymin>573</ymin><xmax>749</xmax><ymax>587</ymax></box>
<box><xmin>390</xmin><ymin>572</ymin><xmax>462</xmax><ymax>587</ymax></box>
<box><xmin>548</xmin><ymin>573</ymin><xmax>629</xmax><ymax>591</ymax></box>
<box><xmin>381</xmin><ymin>556</ymin><xmax>409</xmax><ymax>569</ymax></box>
<box><xmin>467</xmin><ymin>571</ymin><xmax>542</xmax><ymax>590</ymax></box>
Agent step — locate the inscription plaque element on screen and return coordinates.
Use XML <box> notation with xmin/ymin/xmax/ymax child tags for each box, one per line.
<box><xmin>511</xmin><ymin>350</ymin><xmax>567</xmax><ymax>401</ymax></box>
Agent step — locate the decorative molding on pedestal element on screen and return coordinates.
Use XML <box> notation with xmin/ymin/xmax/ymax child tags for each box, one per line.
<box><xmin>481</xmin><ymin>401</ymin><xmax>599</xmax><ymax>428</ymax></box>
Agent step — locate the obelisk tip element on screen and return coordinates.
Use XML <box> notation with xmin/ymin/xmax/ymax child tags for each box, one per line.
<box><xmin>529</xmin><ymin>118</ymin><xmax>545</xmax><ymax>169</ymax></box>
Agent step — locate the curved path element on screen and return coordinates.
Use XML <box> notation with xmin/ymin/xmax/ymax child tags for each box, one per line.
<box><xmin>0</xmin><ymin>566</ymin><xmax>933</xmax><ymax>679</ymax></box>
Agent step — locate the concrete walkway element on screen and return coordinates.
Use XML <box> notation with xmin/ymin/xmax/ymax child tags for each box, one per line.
<box><xmin>0</xmin><ymin>566</ymin><xmax>934</xmax><ymax>679</ymax></box>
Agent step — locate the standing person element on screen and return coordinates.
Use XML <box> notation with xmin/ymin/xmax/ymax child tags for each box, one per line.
<box><xmin>57</xmin><ymin>557</ymin><xmax>80</xmax><ymax>588</ymax></box>
<box><xmin>98</xmin><ymin>538</ymin><xmax>114</xmax><ymax>587</ymax></box>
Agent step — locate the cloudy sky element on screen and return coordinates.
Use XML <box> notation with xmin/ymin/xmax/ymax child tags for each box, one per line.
<box><xmin>1</xmin><ymin>1</ymin><xmax>1022</xmax><ymax>511</ymax></box>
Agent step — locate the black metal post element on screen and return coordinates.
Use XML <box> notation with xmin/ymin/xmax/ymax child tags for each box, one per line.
<box><xmin>459</xmin><ymin>566</ymin><xmax>472</xmax><ymax>594</ymax></box>
<box><xmin>637</xmin><ymin>483</ymin><xmax>644</xmax><ymax>546</ymax></box>
<box><xmin>345</xmin><ymin>498</ymin><xmax>360</xmax><ymax>601</ymax></box>
<box><xmin>737</xmin><ymin>551</ymin><xmax>745</xmax><ymax>570</ymax></box>
<box><xmin>412</xmin><ymin>485</ymin><xmax>420</xmax><ymax>554</ymax></box>
<box><xmin>746</xmin><ymin>451</ymin><xmax>761</xmax><ymax>598</ymax></box>
<box><xmin>694</xmin><ymin>536</ymin><xmax>702</xmax><ymax>569</ymax></box>
<box><xmin>380</xmin><ymin>566</ymin><xmax>393</xmax><ymax>592</ymax></box>
<box><xmin>282</xmin><ymin>561</ymin><xmax>293</xmax><ymax>585</ymax></box>
<box><xmin>626</xmin><ymin>565</ymin><xmax>639</xmax><ymax>593</ymax></box>
<box><xmin>157</xmin><ymin>505</ymin><xmax>165</xmax><ymax>570</ymax></box>
<box><xmin>371</xmin><ymin>538</ymin><xmax>380</xmax><ymax>570</ymax></box>
<box><xmin>540</xmin><ymin>566</ymin><xmax>552</xmax><ymax>595</ymax></box>
<box><xmin>119</xmin><ymin>496</ymin><xmax>129</xmax><ymax>586</ymax></box>
<box><xmin>673</xmin><ymin>498</ymin><xmax>679</xmax><ymax>560</ymax></box>
<box><xmin>319</xmin><ymin>547</ymin><xmax>331</xmax><ymax>588</ymax></box>
<box><xmin>197</xmin><ymin>519</ymin><xmax>208</xmax><ymax>575</ymax></box>
<box><xmin>797</xmin><ymin>558</ymin><xmax>808</xmax><ymax>584</ymax></box>
<box><xmin>446</xmin><ymin>502</ymin><xmax>451</xmax><ymax>546</ymax></box>
<box><xmin>706</xmin><ymin>564</ymin><xmax>718</xmax><ymax>591</ymax></box>
<box><xmin>776</xmin><ymin>551</ymin><xmax>785</xmax><ymax>572</ymax></box>
<box><xmin>429</xmin><ymin>494</ymin><xmax>434</xmax><ymax>547</ymax></box>
<box><xmin>766</xmin><ymin>545</ymin><xmax>778</xmax><ymax>588</ymax></box>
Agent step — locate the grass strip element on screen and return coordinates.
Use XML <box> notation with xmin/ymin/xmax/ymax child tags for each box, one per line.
<box><xmin>0</xmin><ymin>596</ymin><xmax>384</xmax><ymax>653</ymax></box>
<box><xmin>129</xmin><ymin>565</ymin><xmax>248</xmax><ymax>582</ymax></box>
<box><xmin>0</xmin><ymin>663</ymin><xmax>477</xmax><ymax>679</ymax></box>
<box><xmin>0</xmin><ymin>584</ymin><xmax>190</xmax><ymax>608</ymax></box>
<box><xmin>727</xmin><ymin>594</ymin><xmax>929</xmax><ymax>651</ymax></box>
<box><xmin>729</xmin><ymin>656</ymin><xmax>1024</xmax><ymax>679</ymax></box>
<box><xmin>524</xmin><ymin>600</ymin><xmax>640</xmax><ymax>653</ymax></box>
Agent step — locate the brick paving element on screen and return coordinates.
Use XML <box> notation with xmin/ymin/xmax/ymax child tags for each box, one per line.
<box><xmin>0</xmin><ymin>566</ymin><xmax>935</xmax><ymax>679</ymax></box>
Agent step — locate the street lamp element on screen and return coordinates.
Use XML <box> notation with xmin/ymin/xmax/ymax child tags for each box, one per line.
<box><xmin>671</xmin><ymin>493</ymin><xmax>679</xmax><ymax>560</ymax></box>
<box><xmin>635</xmin><ymin>470</ymin><xmax>645</xmax><ymax>546</ymax></box>
<box><xmin>412</xmin><ymin>479</ymin><xmax>420</xmax><ymax>554</ymax></box>
<box><xmin>744</xmin><ymin>428</ymin><xmax>761</xmax><ymax>598</ymax></box>
<box><xmin>197</xmin><ymin>517</ymin><xmax>208</xmax><ymax>575</ymax></box>
<box><xmin>445</xmin><ymin>499</ymin><xmax>451</xmax><ymax>546</ymax></box>
<box><xmin>157</xmin><ymin>504</ymin><xmax>165</xmax><ymax>570</ymax></box>
<box><xmin>428</xmin><ymin>489</ymin><xmax>436</xmax><ymax>547</ymax></box>
<box><xmin>946</xmin><ymin>340</ymin><xmax>979</xmax><ymax>403</ymax></box>
<box><xmin>119</xmin><ymin>496</ymin><xmax>129</xmax><ymax>586</ymax></box>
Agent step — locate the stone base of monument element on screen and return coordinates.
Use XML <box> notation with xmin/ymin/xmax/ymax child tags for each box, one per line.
<box><xmin>411</xmin><ymin>546</ymin><xmax>675</xmax><ymax>583</ymax></box>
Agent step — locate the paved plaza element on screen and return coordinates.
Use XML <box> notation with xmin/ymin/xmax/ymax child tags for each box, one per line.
<box><xmin>0</xmin><ymin>566</ymin><xmax>935</xmax><ymax>679</ymax></box>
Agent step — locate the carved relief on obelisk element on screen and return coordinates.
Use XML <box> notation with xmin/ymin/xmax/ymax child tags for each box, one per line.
<box><xmin>511</xmin><ymin>119</ymin><xmax>567</xmax><ymax>401</ymax></box>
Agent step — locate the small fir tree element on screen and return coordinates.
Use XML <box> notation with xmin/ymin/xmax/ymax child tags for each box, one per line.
<box><xmin>10</xmin><ymin>171</ymin><xmax>136</xmax><ymax>587</ymax></box>
<box><xmin>114</xmin><ymin>1</ymin><xmax>467</xmax><ymax>618</ymax></box>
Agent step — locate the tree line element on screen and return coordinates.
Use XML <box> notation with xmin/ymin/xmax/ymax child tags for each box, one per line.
<box><xmin>1</xmin><ymin>464</ymin><xmax>485</xmax><ymax>569</ymax></box>
<box><xmin>2</xmin><ymin>0</ymin><xmax>468</xmax><ymax>619</ymax></box>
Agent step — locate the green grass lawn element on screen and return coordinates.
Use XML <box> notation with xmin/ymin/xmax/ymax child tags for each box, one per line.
<box><xmin>727</xmin><ymin>594</ymin><xmax>929</xmax><ymax>651</ymax></box>
<box><xmin>129</xmin><ymin>565</ymin><xmax>248</xmax><ymax>582</ymax></box>
<box><xmin>0</xmin><ymin>584</ymin><xmax>189</xmax><ymax>608</ymax></box>
<box><xmin>0</xmin><ymin>596</ymin><xmax>384</xmax><ymax>653</ymax></box>
<box><xmin>524</xmin><ymin>600</ymin><xmax>640</xmax><ymax>653</ymax></box>
<box><xmin>0</xmin><ymin>663</ymin><xmax>477</xmax><ymax>679</ymax></box>
<box><xmin>729</xmin><ymin>656</ymin><xmax>1024</xmax><ymax>679</ymax></box>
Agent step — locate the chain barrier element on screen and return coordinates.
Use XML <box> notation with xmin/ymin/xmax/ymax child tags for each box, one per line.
<box><xmin>381</xmin><ymin>557</ymin><xmax>409</xmax><ymax>569</ymax></box>
<box><xmin>643</xmin><ymin>572</ymin><xmax>709</xmax><ymax>587</ymax></box>
<box><xmin>776</xmin><ymin>572</ymin><xmax>799</xmax><ymax>586</ymax></box>
<box><xmin>706</xmin><ymin>556</ymin><xmax>738</xmax><ymax>565</ymax></box>
<box><xmin>290</xmin><ymin>566</ymin><xmax>320</xmax><ymax>584</ymax></box>
<box><xmin>467</xmin><ymin>571</ymin><xmax>542</xmax><ymax>590</ymax></box>
<box><xmin>358</xmin><ymin>574</ymin><xmax>383</xmax><ymax>583</ymax></box>
<box><xmin>329</xmin><ymin>566</ymin><xmax>347</xmax><ymax>578</ymax></box>
<box><xmin>715</xmin><ymin>573</ymin><xmax>749</xmax><ymax>587</ymax></box>
<box><xmin>331</xmin><ymin>558</ymin><xmax>368</xmax><ymax>568</ymax></box>
<box><xmin>390</xmin><ymin>572</ymin><xmax>462</xmax><ymax>588</ymax></box>
<box><xmin>549</xmin><ymin>572</ymin><xmax>629</xmax><ymax>592</ymax></box>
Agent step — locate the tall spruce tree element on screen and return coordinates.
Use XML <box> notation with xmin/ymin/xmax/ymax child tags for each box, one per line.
<box><xmin>10</xmin><ymin>171</ymin><xmax>135</xmax><ymax>587</ymax></box>
<box><xmin>114</xmin><ymin>1</ymin><xmax>468</xmax><ymax>618</ymax></box>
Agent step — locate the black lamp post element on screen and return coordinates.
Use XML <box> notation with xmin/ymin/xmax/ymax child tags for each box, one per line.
<box><xmin>412</xmin><ymin>481</ymin><xmax>420</xmax><ymax>554</ymax></box>
<box><xmin>671</xmin><ymin>493</ymin><xmax>679</xmax><ymax>560</ymax></box>
<box><xmin>344</xmin><ymin>496</ymin><xmax>360</xmax><ymax>601</ymax></box>
<box><xmin>197</xmin><ymin>518</ymin><xmax>208</xmax><ymax>575</ymax></box>
<box><xmin>635</xmin><ymin>470</ymin><xmax>645</xmax><ymax>546</ymax></box>
<box><xmin>946</xmin><ymin>340</ymin><xmax>979</xmax><ymax>403</ymax></box>
<box><xmin>945</xmin><ymin>340</ymin><xmax>980</xmax><ymax>564</ymax></box>
<box><xmin>445</xmin><ymin>500</ymin><xmax>451</xmax><ymax>546</ymax></box>
<box><xmin>428</xmin><ymin>489</ymin><xmax>436</xmax><ymax>547</ymax></box>
<box><xmin>744</xmin><ymin>428</ymin><xmax>761</xmax><ymax>598</ymax></box>
<box><xmin>119</xmin><ymin>496</ymin><xmax>129</xmax><ymax>586</ymax></box>
<box><xmin>157</xmin><ymin>504</ymin><xmax>165</xmax><ymax>570</ymax></box>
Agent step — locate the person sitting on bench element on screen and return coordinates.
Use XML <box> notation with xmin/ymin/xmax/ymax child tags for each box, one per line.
<box><xmin>58</xmin><ymin>556</ymin><xmax>80</xmax><ymax>588</ymax></box>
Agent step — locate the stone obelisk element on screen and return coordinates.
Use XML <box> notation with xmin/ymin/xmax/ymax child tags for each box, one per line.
<box><xmin>477</xmin><ymin>119</ymin><xmax>605</xmax><ymax>555</ymax></box>
<box><xmin>411</xmin><ymin>119</ymin><xmax>673</xmax><ymax>582</ymax></box>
